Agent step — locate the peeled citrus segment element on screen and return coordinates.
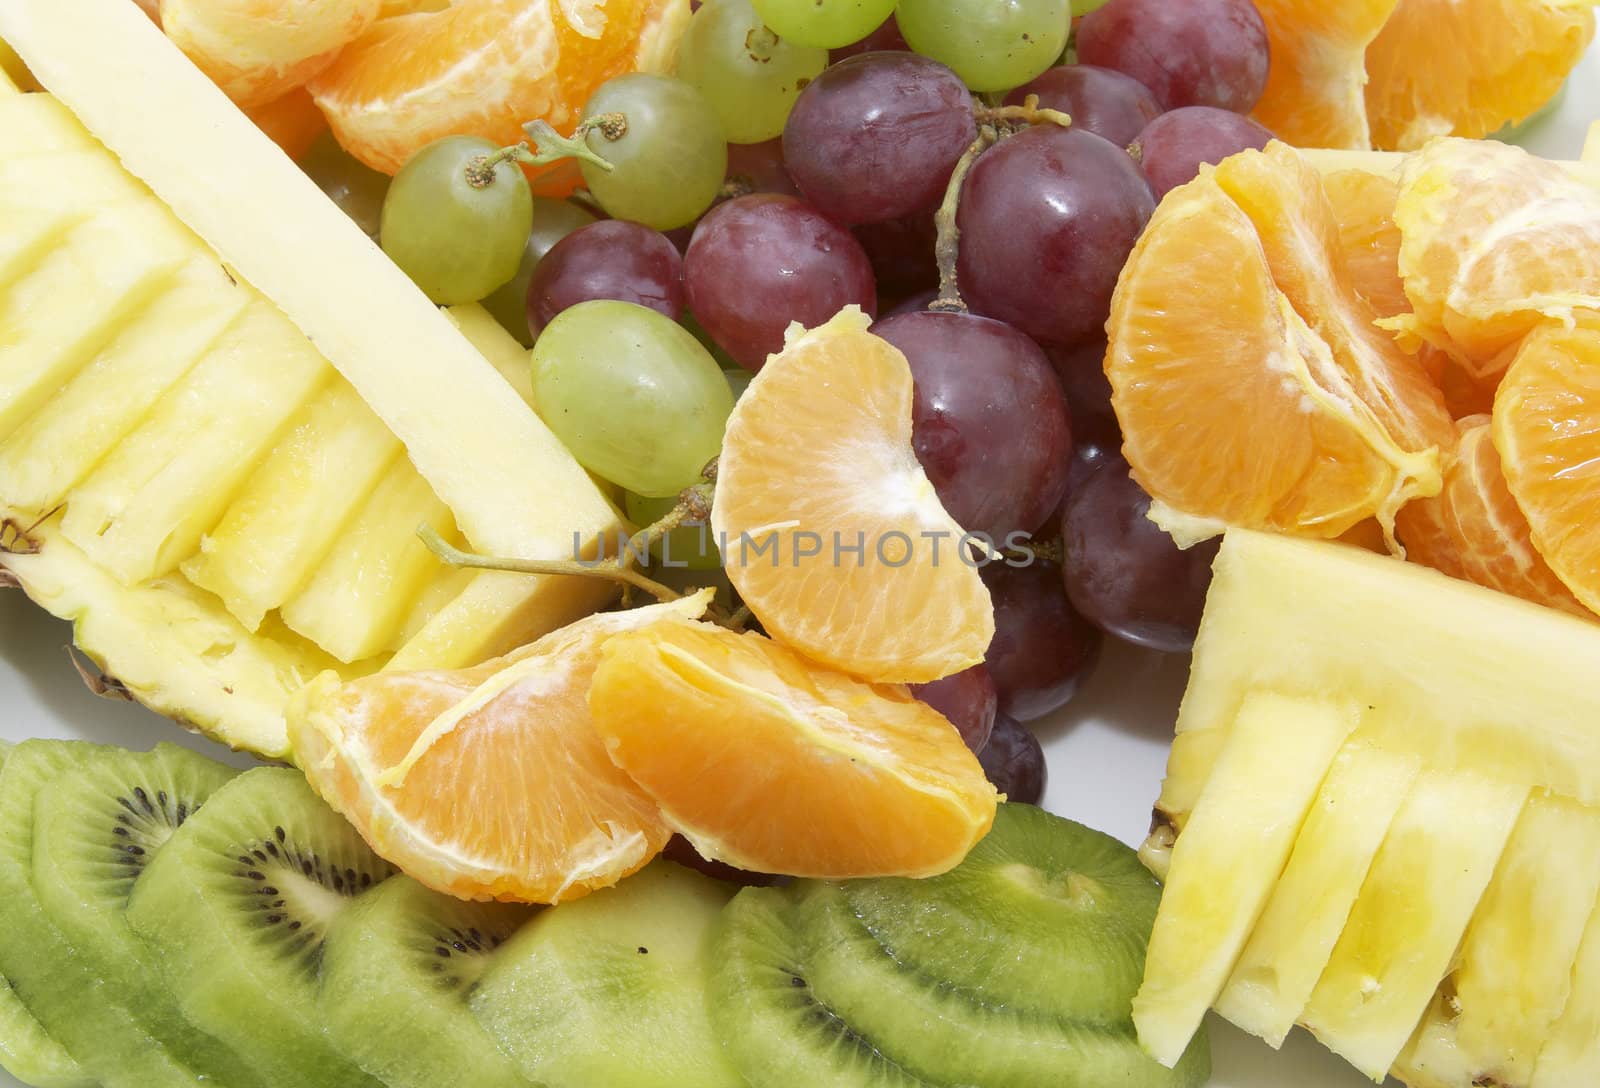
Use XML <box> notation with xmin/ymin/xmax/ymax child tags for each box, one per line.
<box><xmin>1107</xmin><ymin>145</ymin><xmax>1448</xmax><ymax>546</ymax></box>
<box><xmin>309</xmin><ymin>0</ymin><xmax>688</xmax><ymax>176</ymax></box>
<box><xmin>1395</xmin><ymin>138</ymin><xmax>1600</xmax><ymax>365</ymax></box>
<box><xmin>1366</xmin><ymin>0</ymin><xmax>1596</xmax><ymax>151</ymax></box>
<box><xmin>1324</xmin><ymin>169</ymin><xmax>1409</xmax><ymax>319</ymax></box>
<box><xmin>1493</xmin><ymin>321</ymin><xmax>1600</xmax><ymax>618</ymax></box>
<box><xmin>286</xmin><ymin>594</ymin><xmax>712</xmax><ymax>903</ymax></box>
<box><xmin>243</xmin><ymin>85</ymin><xmax>327</xmax><ymax>161</ymax></box>
<box><xmin>588</xmin><ymin>619</ymin><xmax>998</xmax><ymax>879</ymax></box>
<box><xmin>710</xmin><ymin>307</ymin><xmax>994</xmax><ymax>685</ymax></box>
<box><xmin>160</xmin><ymin>0</ymin><xmax>381</xmax><ymax>109</ymax></box>
<box><xmin>1249</xmin><ymin>0</ymin><xmax>1397</xmax><ymax>149</ymax></box>
<box><xmin>1397</xmin><ymin>415</ymin><xmax>1589</xmax><ymax>617</ymax></box>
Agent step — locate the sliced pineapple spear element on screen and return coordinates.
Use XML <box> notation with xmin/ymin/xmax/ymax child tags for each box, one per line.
<box><xmin>1136</xmin><ymin>531</ymin><xmax>1600</xmax><ymax>1088</ymax></box>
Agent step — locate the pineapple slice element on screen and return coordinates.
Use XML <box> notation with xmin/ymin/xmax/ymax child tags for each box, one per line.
<box><xmin>1216</xmin><ymin>741</ymin><xmax>1422</xmax><ymax>1047</ymax></box>
<box><xmin>1534</xmin><ymin>899</ymin><xmax>1600</xmax><ymax>1086</ymax></box>
<box><xmin>0</xmin><ymin>204</ymin><xmax>78</xmax><ymax>295</ymax></box>
<box><xmin>1131</xmin><ymin>690</ymin><xmax>1357</xmax><ymax>1067</ymax></box>
<box><xmin>0</xmin><ymin>92</ymin><xmax>95</xmax><ymax>156</ymax></box>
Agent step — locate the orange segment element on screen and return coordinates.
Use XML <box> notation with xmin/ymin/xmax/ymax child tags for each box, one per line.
<box><xmin>1397</xmin><ymin>415</ymin><xmax>1589</xmax><ymax>616</ymax></box>
<box><xmin>709</xmin><ymin>308</ymin><xmax>994</xmax><ymax>685</ymax></box>
<box><xmin>1493</xmin><ymin>320</ymin><xmax>1600</xmax><ymax>617</ymax></box>
<box><xmin>286</xmin><ymin>594</ymin><xmax>713</xmax><ymax>903</ymax></box>
<box><xmin>1249</xmin><ymin>0</ymin><xmax>1398</xmax><ymax>149</ymax></box>
<box><xmin>160</xmin><ymin>0</ymin><xmax>381</xmax><ymax>109</ymax></box>
<box><xmin>1106</xmin><ymin>144</ymin><xmax>1449</xmax><ymax>546</ymax></box>
<box><xmin>588</xmin><ymin>619</ymin><xmax>998</xmax><ymax>879</ymax></box>
<box><xmin>309</xmin><ymin>0</ymin><xmax>689</xmax><ymax>177</ymax></box>
<box><xmin>1324</xmin><ymin>169</ymin><xmax>1409</xmax><ymax>320</ymax></box>
<box><xmin>244</xmin><ymin>85</ymin><xmax>328</xmax><ymax>162</ymax></box>
<box><xmin>1395</xmin><ymin>138</ymin><xmax>1600</xmax><ymax>365</ymax></box>
<box><xmin>1366</xmin><ymin>0</ymin><xmax>1595</xmax><ymax>151</ymax></box>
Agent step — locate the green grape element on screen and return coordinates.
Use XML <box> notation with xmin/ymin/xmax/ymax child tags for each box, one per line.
<box><xmin>301</xmin><ymin>132</ymin><xmax>390</xmax><ymax>239</ymax></box>
<box><xmin>896</xmin><ymin>0</ymin><xmax>1071</xmax><ymax>92</ymax></box>
<box><xmin>725</xmin><ymin>368</ymin><xmax>753</xmax><ymax>400</ymax></box>
<box><xmin>624</xmin><ymin>491</ymin><xmax>722</xmax><ymax>570</ymax></box>
<box><xmin>532</xmin><ymin>300</ymin><xmax>734</xmax><ymax>496</ymax></box>
<box><xmin>1071</xmin><ymin>0</ymin><xmax>1111</xmax><ymax>12</ymax></box>
<box><xmin>580</xmin><ymin>74</ymin><xmax>728</xmax><ymax>231</ymax></box>
<box><xmin>750</xmin><ymin>0</ymin><xmax>897</xmax><ymax>48</ymax></box>
<box><xmin>481</xmin><ymin>197</ymin><xmax>598</xmax><ymax>346</ymax></box>
<box><xmin>682</xmin><ymin>311</ymin><xmax>741</xmax><ymax>370</ymax></box>
<box><xmin>381</xmin><ymin>135</ymin><xmax>533</xmax><ymax>305</ymax></box>
<box><xmin>676</xmin><ymin>0</ymin><xmax>828</xmax><ymax>145</ymax></box>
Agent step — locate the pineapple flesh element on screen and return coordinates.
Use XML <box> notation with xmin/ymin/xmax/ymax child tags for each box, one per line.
<box><xmin>1137</xmin><ymin>531</ymin><xmax>1600</xmax><ymax>1088</ymax></box>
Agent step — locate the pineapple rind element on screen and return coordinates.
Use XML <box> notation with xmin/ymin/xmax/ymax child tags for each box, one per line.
<box><xmin>1133</xmin><ymin>690</ymin><xmax>1358</xmax><ymax>1068</ymax></box>
<box><xmin>1216</xmin><ymin>740</ymin><xmax>1422</xmax><ymax>1048</ymax></box>
<box><xmin>1532</xmin><ymin>894</ymin><xmax>1600</xmax><ymax>1087</ymax></box>
<box><xmin>1301</xmin><ymin>771</ymin><xmax>1528</xmax><ymax>1081</ymax></box>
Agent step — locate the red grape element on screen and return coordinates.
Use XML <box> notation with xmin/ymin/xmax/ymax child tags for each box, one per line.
<box><xmin>911</xmin><ymin>664</ymin><xmax>998</xmax><ymax>754</ymax></box>
<box><xmin>1132</xmin><ymin>105</ymin><xmax>1273</xmax><ymax>199</ymax></box>
<box><xmin>525</xmin><ymin>220</ymin><xmax>684</xmax><ymax>337</ymax></box>
<box><xmin>955</xmin><ymin>126</ymin><xmax>1154</xmax><ymax>349</ymax></box>
<box><xmin>1005</xmin><ymin>64</ymin><xmax>1162</xmax><ymax>148</ymax></box>
<box><xmin>684</xmin><ymin>194</ymin><xmax>877</xmax><ymax>369</ymax></box>
<box><xmin>853</xmin><ymin>212</ymin><xmax>939</xmax><ymax>301</ymax></box>
<box><xmin>1047</xmin><ymin>338</ymin><xmax>1115</xmax><ymax>423</ymax></box>
<box><xmin>882</xmin><ymin>288</ymin><xmax>938</xmax><ymax>319</ymax></box>
<box><xmin>725</xmin><ymin>138</ymin><xmax>802</xmax><ymax>199</ymax></box>
<box><xmin>978</xmin><ymin>713</ymin><xmax>1047</xmax><ymax>805</ymax></box>
<box><xmin>1077</xmin><ymin>0</ymin><xmax>1271</xmax><ymax>114</ymax></box>
<box><xmin>874</xmin><ymin>310</ymin><xmax>1071</xmax><ymax>538</ymax></box>
<box><xmin>829</xmin><ymin>14</ymin><xmax>909</xmax><ymax>62</ymax></box>
<box><xmin>1060</xmin><ymin>458</ymin><xmax>1221</xmax><ymax>653</ymax></box>
<box><xmin>983</xmin><ymin>560</ymin><xmax>1102</xmax><ymax>722</ymax></box>
<box><xmin>782</xmin><ymin>52</ymin><xmax>977</xmax><ymax>226</ymax></box>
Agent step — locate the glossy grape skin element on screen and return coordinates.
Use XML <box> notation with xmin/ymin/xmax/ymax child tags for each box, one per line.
<box><xmin>911</xmin><ymin>664</ymin><xmax>998</xmax><ymax>754</ymax></box>
<box><xmin>751</xmin><ymin>0</ymin><xmax>898</xmax><ymax>49</ymax></box>
<box><xmin>581</xmin><ymin>74</ymin><xmax>729</xmax><ymax>231</ymax></box>
<box><xmin>683</xmin><ymin>194</ymin><xmax>877</xmax><ymax>369</ymax></box>
<box><xmin>1077</xmin><ymin>0</ymin><xmax>1271</xmax><ymax>113</ymax></box>
<box><xmin>1047</xmin><ymin>339</ymin><xmax>1123</xmax><ymax>497</ymax></box>
<box><xmin>624</xmin><ymin>491</ymin><xmax>722</xmax><ymax>571</ymax></box>
<box><xmin>983</xmin><ymin>561</ymin><xmax>1102</xmax><ymax>722</ymax></box>
<box><xmin>481</xmin><ymin>198</ymin><xmax>597</xmax><ymax>346</ymax></box>
<box><xmin>853</xmin><ymin>213</ymin><xmax>939</xmax><ymax>300</ymax></box>
<box><xmin>531</xmin><ymin>300</ymin><xmax>735</xmax><ymax>496</ymax></box>
<box><xmin>526</xmin><ymin>220</ymin><xmax>684</xmax><ymax>338</ymax></box>
<box><xmin>895</xmin><ymin>0</ymin><xmax>1071</xmax><ymax>93</ymax></box>
<box><xmin>1132</xmin><ymin>106</ymin><xmax>1273</xmax><ymax>199</ymax></box>
<box><xmin>380</xmin><ymin>135</ymin><xmax>533</xmax><ymax>305</ymax></box>
<box><xmin>1005</xmin><ymin>64</ymin><xmax>1161</xmax><ymax>148</ymax></box>
<box><xmin>1060</xmin><ymin>458</ymin><xmax>1221</xmax><ymax>652</ymax></box>
<box><xmin>829</xmin><ymin>13</ymin><xmax>908</xmax><ymax>62</ymax></box>
<box><xmin>873</xmin><ymin>310</ymin><xmax>1072</xmax><ymax>539</ymax></box>
<box><xmin>979</xmin><ymin>713</ymin><xmax>1047</xmax><ymax>804</ymax></box>
<box><xmin>677</xmin><ymin>0</ymin><xmax>828</xmax><ymax>144</ymax></box>
<box><xmin>302</xmin><ymin>131</ymin><xmax>390</xmax><ymax>239</ymax></box>
<box><xmin>956</xmin><ymin>126</ymin><xmax>1154</xmax><ymax>349</ymax></box>
<box><xmin>783</xmin><ymin>53</ymin><xmax>976</xmax><ymax>227</ymax></box>
<box><xmin>725</xmin><ymin>138</ymin><xmax>802</xmax><ymax>198</ymax></box>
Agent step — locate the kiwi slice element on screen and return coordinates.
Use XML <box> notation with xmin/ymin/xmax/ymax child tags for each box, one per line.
<box><xmin>320</xmin><ymin>874</ymin><xmax>534</xmax><ymax>1088</ymax></box>
<box><xmin>470</xmin><ymin>859</ymin><xmax>745</xmax><ymax>1088</ymax></box>
<box><xmin>125</xmin><ymin>766</ymin><xmax>395</xmax><ymax>1088</ymax></box>
<box><xmin>710</xmin><ymin>804</ymin><xmax>1211</xmax><ymax>1088</ymax></box>
<box><xmin>0</xmin><ymin>739</ymin><xmax>223</xmax><ymax>1087</ymax></box>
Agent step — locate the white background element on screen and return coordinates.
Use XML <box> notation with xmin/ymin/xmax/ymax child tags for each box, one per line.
<box><xmin>2</xmin><ymin>43</ymin><xmax>1597</xmax><ymax>1088</ymax></box>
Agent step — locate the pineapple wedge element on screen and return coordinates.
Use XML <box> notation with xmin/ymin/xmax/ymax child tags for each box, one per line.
<box><xmin>1137</xmin><ymin>531</ymin><xmax>1600</xmax><ymax>1088</ymax></box>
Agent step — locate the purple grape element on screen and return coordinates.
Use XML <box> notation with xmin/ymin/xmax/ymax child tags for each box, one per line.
<box><xmin>874</xmin><ymin>310</ymin><xmax>1071</xmax><ymax>538</ymax></box>
<box><xmin>956</xmin><ymin>126</ymin><xmax>1154</xmax><ymax>350</ymax></box>
<box><xmin>1132</xmin><ymin>106</ymin><xmax>1273</xmax><ymax>200</ymax></box>
<box><xmin>911</xmin><ymin>664</ymin><xmax>998</xmax><ymax>754</ymax></box>
<box><xmin>684</xmin><ymin>194</ymin><xmax>877</xmax><ymax>369</ymax></box>
<box><xmin>983</xmin><ymin>560</ymin><xmax>1102</xmax><ymax>722</ymax></box>
<box><xmin>1060</xmin><ymin>458</ymin><xmax>1221</xmax><ymax>653</ymax></box>
<box><xmin>525</xmin><ymin>220</ymin><xmax>683</xmax><ymax>337</ymax></box>
<box><xmin>1005</xmin><ymin>65</ymin><xmax>1162</xmax><ymax>148</ymax></box>
<box><xmin>829</xmin><ymin>14</ymin><xmax>909</xmax><ymax>63</ymax></box>
<box><xmin>661</xmin><ymin>835</ymin><xmax>779</xmax><ymax>887</ymax></box>
<box><xmin>725</xmin><ymin>138</ymin><xmax>802</xmax><ymax>199</ymax></box>
<box><xmin>978</xmin><ymin>713</ymin><xmax>1047</xmax><ymax>805</ymax></box>
<box><xmin>783</xmin><ymin>52</ymin><xmax>977</xmax><ymax>226</ymax></box>
<box><xmin>1047</xmin><ymin>338</ymin><xmax>1115</xmax><ymax>424</ymax></box>
<box><xmin>853</xmin><ymin>212</ymin><xmax>939</xmax><ymax>301</ymax></box>
<box><xmin>1077</xmin><ymin>0</ymin><xmax>1271</xmax><ymax>114</ymax></box>
<box><xmin>882</xmin><ymin>288</ymin><xmax>938</xmax><ymax>319</ymax></box>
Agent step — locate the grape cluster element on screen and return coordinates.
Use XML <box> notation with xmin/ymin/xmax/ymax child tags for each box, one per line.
<box><xmin>310</xmin><ymin>0</ymin><xmax>1275</xmax><ymax>801</ymax></box>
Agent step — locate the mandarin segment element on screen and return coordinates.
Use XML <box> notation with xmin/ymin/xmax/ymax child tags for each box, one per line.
<box><xmin>710</xmin><ymin>308</ymin><xmax>994</xmax><ymax>685</ymax></box>
<box><xmin>1365</xmin><ymin>0</ymin><xmax>1596</xmax><ymax>151</ymax></box>
<box><xmin>587</xmin><ymin>619</ymin><xmax>999</xmax><ymax>879</ymax></box>
<box><xmin>286</xmin><ymin>595</ymin><xmax>714</xmax><ymax>904</ymax></box>
<box><xmin>1248</xmin><ymin>0</ymin><xmax>1397</xmax><ymax>149</ymax></box>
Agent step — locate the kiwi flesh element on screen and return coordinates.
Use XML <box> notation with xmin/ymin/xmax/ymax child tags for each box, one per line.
<box><xmin>710</xmin><ymin>803</ymin><xmax>1211</xmax><ymax>1088</ymax></box>
<box><xmin>320</xmin><ymin>874</ymin><xmax>535</xmax><ymax>1088</ymax></box>
<box><xmin>0</xmin><ymin>739</ymin><xmax>227</xmax><ymax>1087</ymax></box>
<box><xmin>470</xmin><ymin>859</ymin><xmax>745</xmax><ymax>1088</ymax></box>
<box><xmin>125</xmin><ymin>766</ymin><xmax>395</xmax><ymax>1088</ymax></box>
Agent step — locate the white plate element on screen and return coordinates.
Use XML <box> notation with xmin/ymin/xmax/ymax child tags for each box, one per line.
<box><xmin>3</xmin><ymin>47</ymin><xmax>1597</xmax><ymax>1088</ymax></box>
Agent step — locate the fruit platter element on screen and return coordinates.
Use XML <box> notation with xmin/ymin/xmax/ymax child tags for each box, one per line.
<box><xmin>3</xmin><ymin>1</ymin><xmax>1600</xmax><ymax>1086</ymax></box>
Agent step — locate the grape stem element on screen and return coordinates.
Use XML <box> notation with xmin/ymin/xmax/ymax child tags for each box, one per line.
<box><xmin>974</xmin><ymin>97</ymin><xmax>1073</xmax><ymax>133</ymax></box>
<box><xmin>464</xmin><ymin>114</ymin><xmax>629</xmax><ymax>187</ymax></box>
